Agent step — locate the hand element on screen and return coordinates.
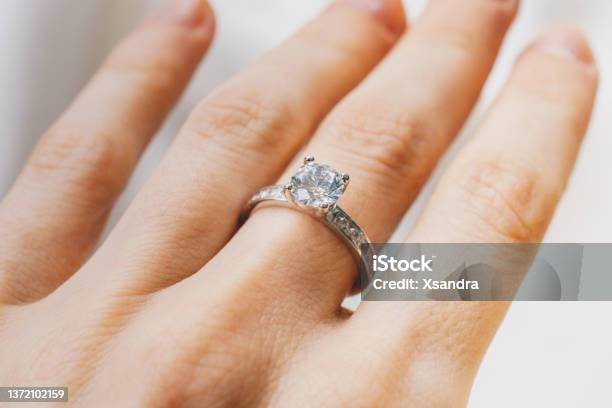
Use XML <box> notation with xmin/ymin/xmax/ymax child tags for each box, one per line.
<box><xmin>0</xmin><ymin>0</ymin><xmax>597</xmax><ymax>406</ymax></box>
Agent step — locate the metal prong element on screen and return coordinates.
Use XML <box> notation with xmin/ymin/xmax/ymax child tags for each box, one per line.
<box><xmin>342</xmin><ymin>173</ymin><xmax>350</xmax><ymax>192</ymax></box>
<box><xmin>304</xmin><ymin>156</ymin><xmax>315</xmax><ymax>164</ymax></box>
<box><xmin>283</xmin><ymin>183</ymin><xmax>296</xmax><ymax>205</ymax></box>
<box><xmin>317</xmin><ymin>202</ymin><xmax>331</xmax><ymax>216</ymax></box>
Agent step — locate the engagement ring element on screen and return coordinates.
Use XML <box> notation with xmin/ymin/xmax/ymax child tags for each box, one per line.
<box><xmin>240</xmin><ymin>156</ymin><xmax>373</xmax><ymax>286</ymax></box>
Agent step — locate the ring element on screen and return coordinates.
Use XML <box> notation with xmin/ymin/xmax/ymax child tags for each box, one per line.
<box><xmin>240</xmin><ymin>156</ymin><xmax>373</xmax><ymax>285</ymax></box>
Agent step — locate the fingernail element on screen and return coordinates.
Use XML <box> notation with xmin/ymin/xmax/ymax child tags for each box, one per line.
<box><xmin>339</xmin><ymin>0</ymin><xmax>406</xmax><ymax>36</ymax></box>
<box><xmin>151</xmin><ymin>0</ymin><xmax>212</xmax><ymax>27</ymax></box>
<box><xmin>531</xmin><ymin>27</ymin><xmax>594</xmax><ymax>64</ymax></box>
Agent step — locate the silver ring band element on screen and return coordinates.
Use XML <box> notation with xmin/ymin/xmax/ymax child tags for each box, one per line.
<box><xmin>239</xmin><ymin>157</ymin><xmax>374</xmax><ymax>286</ymax></box>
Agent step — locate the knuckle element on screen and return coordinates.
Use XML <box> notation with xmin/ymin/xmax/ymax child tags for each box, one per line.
<box><xmin>453</xmin><ymin>158</ymin><xmax>560</xmax><ymax>242</ymax></box>
<box><xmin>328</xmin><ymin>104</ymin><xmax>439</xmax><ymax>179</ymax></box>
<box><xmin>426</xmin><ymin>0</ymin><xmax>517</xmax><ymax>53</ymax></box>
<box><xmin>512</xmin><ymin>63</ymin><xmax>597</xmax><ymax>116</ymax></box>
<box><xmin>301</xmin><ymin>20</ymin><xmax>388</xmax><ymax>72</ymax></box>
<box><xmin>462</xmin><ymin>0</ymin><xmax>518</xmax><ymax>28</ymax></box>
<box><xmin>28</xmin><ymin>128</ymin><xmax>129</xmax><ymax>204</ymax></box>
<box><xmin>185</xmin><ymin>86</ymin><xmax>298</xmax><ymax>155</ymax></box>
<box><xmin>102</xmin><ymin>28</ymin><xmax>202</xmax><ymax>97</ymax></box>
<box><xmin>102</xmin><ymin>54</ymin><xmax>179</xmax><ymax>99</ymax></box>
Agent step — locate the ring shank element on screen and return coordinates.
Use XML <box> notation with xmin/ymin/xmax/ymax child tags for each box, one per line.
<box><xmin>240</xmin><ymin>185</ymin><xmax>374</xmax><ymax>286</ymax></box>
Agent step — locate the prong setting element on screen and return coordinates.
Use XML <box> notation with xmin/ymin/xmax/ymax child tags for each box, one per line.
<box><xmin>315</xmin><ymin>202</ymin><xmax>331</xmax><ymax>216</ymax></box>
<box><xmin>283</xmin><ymin>183</ymin><xmax>297</xmax><ymax>205</ymax></box>
<box><xmin>288</xmin><ymin>158</ymin><xmax>347</xmax><ymax>212</ymax></box>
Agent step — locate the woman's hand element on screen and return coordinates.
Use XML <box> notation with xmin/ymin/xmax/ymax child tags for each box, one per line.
<box><xmin>0</xmin><ymin>0</ymin><xmax>598</xmax><ymax>406</ymax></box>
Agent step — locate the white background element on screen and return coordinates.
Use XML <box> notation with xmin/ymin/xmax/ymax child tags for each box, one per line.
<box><xmin>1</xmin><ymin>1</ymin><xmax>611</xmax><ymax>406</ymax></box>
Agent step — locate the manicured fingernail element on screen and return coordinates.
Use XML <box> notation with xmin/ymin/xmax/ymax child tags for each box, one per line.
<box><xmin>532</xmin><ymin>27</ymin><xmax>594</xmax><ymax>64</ymax></box>
<box><xmin>339</xmin><ymin>0</ymin><xmax>406</xmax><ymax>36</ymax></box>
<box><xmin>152</xmin><ymin>0</ymin><xmax>212</xmax><ymax>27</ymax></box>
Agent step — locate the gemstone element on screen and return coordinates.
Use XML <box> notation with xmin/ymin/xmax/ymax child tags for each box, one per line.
<box><xmin>335</xmin><ymin>214</ymin><xmax>349</xmax><ymax>229</ymax></box>
<box><xmin>290</xmin><ymin>162</ymin><xmax>347</xmax><ymax>208</ymax></box>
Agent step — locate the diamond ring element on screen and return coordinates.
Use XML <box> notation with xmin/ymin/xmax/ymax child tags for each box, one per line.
<box><xmin>240</xmin><ymin>156</ymin><xmax>373</xmax><ymax>285</ymax></box>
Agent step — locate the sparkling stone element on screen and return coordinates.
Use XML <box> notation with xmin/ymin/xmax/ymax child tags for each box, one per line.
<box><xmin>336</xmin><ymin>215</ymin><xmax>349</xmax><ymax>230</ymax></box>
<box><xmin>290</xmin><ymin>162</ymin><xmax>347</xmax><ymax>208</ymax></box>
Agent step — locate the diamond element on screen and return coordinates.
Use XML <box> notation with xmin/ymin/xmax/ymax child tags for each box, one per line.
<box><xmin>290</xmin><ymin>162</ymin><xmax>347</xmax><ymax>208</ymax></box>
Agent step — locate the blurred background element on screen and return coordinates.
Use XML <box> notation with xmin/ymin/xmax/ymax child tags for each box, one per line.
<box><xmin>0</xmin><ymin>0</ymin><xmax>611</xmax><ymax>406</ymax></box>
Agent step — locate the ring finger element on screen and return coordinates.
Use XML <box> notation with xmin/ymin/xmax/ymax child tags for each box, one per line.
<box><xmin>198</xmin><ymin>0</ymin><xmax>519</xmax><ymax>313</ymax></box>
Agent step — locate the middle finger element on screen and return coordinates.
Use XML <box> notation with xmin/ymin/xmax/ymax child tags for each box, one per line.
<box><xmin>61</xmin><ymin>0</ymin><xmax>406</xmax><ymax>297</ymax></box>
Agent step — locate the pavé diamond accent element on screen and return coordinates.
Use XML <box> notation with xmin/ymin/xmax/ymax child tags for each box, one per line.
<box><xmin>290</xmin><ymin>162</ymin><xmax>346</xmax><ymax>208</ymax></box>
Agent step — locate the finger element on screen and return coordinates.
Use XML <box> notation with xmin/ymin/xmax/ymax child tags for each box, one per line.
<box><xmin>352</xmin><ymin>27</ymin><xmax>598</xmax><ymax>405</ymax></box>
<box><xmin>0</xmin><ymin>0</ymin><xmax>215</xmax><ymax>303</ymax></box>
<box><xmin>412</xmin><ymin>27</ymin><xmax>598</xmax><ymax>244</ymax></box>
<box><xmin>202</xmin><ymin>0</ymin><xmax>518</xmax><ymax>314</ymax></box>
<box><xmin>71</xmin><ymin>0</ymin><xmax>406</xmax><ymax>296</ymax></box>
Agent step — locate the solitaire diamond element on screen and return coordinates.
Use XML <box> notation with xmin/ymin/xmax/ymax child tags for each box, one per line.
<box><xmin>289</xmin><ymin>161</ymin><xmax>347</xmax><ymax>208</ymax></box>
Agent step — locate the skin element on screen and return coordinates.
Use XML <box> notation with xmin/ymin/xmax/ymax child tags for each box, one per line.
<box><xmin>0</xmin><ymin>0</ymin><xmax>598</xmax><ymax>406</ymax></box>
